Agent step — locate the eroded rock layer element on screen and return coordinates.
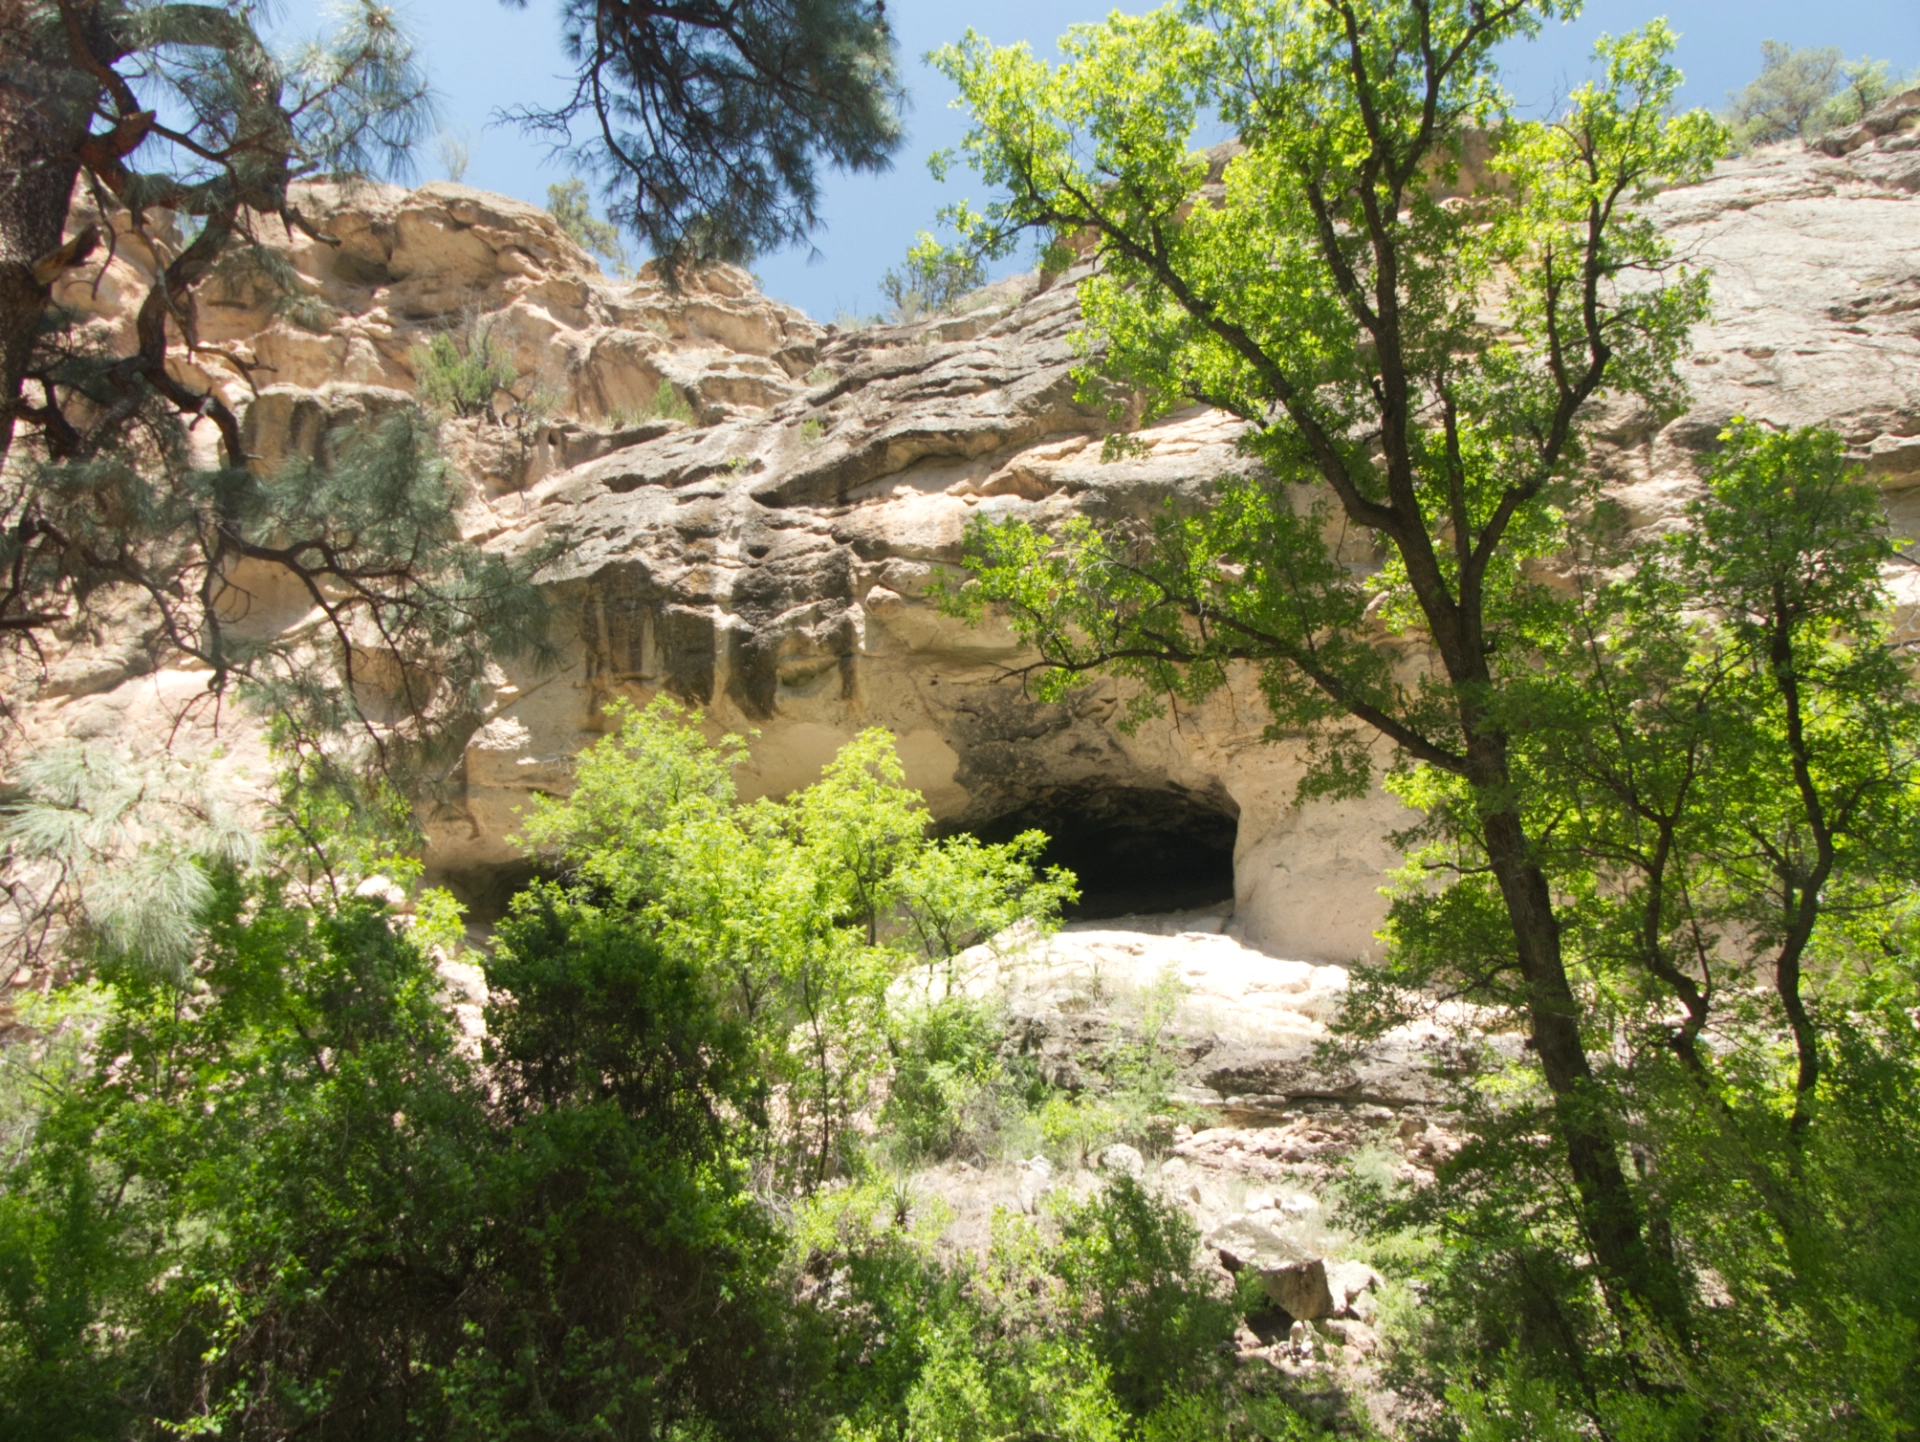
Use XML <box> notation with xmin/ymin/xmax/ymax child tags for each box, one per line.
<box><xmin>18</xmin><ymin>112</ymin><xmax>1920</xmax><ymax>960</ymax></box>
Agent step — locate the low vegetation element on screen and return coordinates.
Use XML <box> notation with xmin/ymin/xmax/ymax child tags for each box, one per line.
<box><xmin>603</xmin><ymin>381</ymin><xmax>699</xmax><ymax>430</ymax></box>
<box><xmin>879</xmin><ymin>232</ymin><xmax>988</xmax><ymax>324</ymax></box>
<box><xmin>0</xmin><ymin>706</ymin><xmax>1342</xmax><ymax>1439</ymax></box>
<box><xmin>548</xmin><ymin>177</ymin><xmax>635</xmax><ymax>278</ymax></box>
<box><xmin>411</xmin><ymin>313</ymin><xmax>520</xmax><ymax>419</ymax></box>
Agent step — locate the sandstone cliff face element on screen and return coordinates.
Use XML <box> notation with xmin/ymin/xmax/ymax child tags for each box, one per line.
<box><xmin>21</xmin><ymin>113</ymin><xmax>1920</xmax><ymax>960</ymax></box>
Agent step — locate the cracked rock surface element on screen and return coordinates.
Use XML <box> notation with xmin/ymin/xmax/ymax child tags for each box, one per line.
<box><xmin>15</xmin><ymin>108</ymin><xmax>1920</xmax><ymax>962</ymax></box>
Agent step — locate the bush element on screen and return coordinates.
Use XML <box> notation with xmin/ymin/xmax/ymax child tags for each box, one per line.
<box><xmin>518</xmin><ymin>698</ymin><xmax>1074</xmax><ymax>1187</ymax></box>
<box><xmin>808</xmin><ymin>1175</ymin><xmax>1259</xmax><ymax>1442</ymax></box>
<box><xmin>0</xmin><ymin>873</ymin><xmax>810</xmax><ymax>1441</ymax></box>
<box><xmin>881</xmin><ymin>993</ymin><xmax>1032</xmax><ymax>1162</ymax></box>
<box><xmin>412</xmin><ymin>314</ymin><xmax>517</xmax><ymax>418</ymax></box>
<box><xmin>649</xmin><ymin>381</ymin><xmax>696</xmax><ymax>423</ymax></box>
<box><xmin>1050</xmin><ymin>1178</ymin><xmax>1237</xmax><ymax>1413</ymax></box>
<box><xmin>879</xmin><ymin>232</ymin><xmax>985</xmax><ymax>323</ymax></box>
<box><xmin>547</xmin><ymin>177</ymin><xmax>632</xmax><ymax>278</ymax></box>
<box><xmin>487</xmin><ymin>883</ymin><xmax>763</xmax><ymax>1138</ymax></box>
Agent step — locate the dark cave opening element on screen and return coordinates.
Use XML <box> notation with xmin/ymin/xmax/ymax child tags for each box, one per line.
<box><xmin>972</xmin><ymin>785</ymin><xmax>1240</xmax><ymax>921</ymax></box>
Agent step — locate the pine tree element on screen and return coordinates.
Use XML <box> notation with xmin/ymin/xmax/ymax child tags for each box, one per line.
<box><xmin>505</xmin><ymin>0</ymin><xmax>905</xmax><ymax>272</ymax></box>
<box><xmin>0</xmin><ymin>3</ymin><xmax>556</xmax><ymax>741</ymax></box>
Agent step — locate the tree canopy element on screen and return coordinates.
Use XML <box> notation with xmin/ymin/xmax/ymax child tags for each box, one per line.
<box><xmin>938</xmin><ymin>0</ymin><xmax>1723</xmax><ymax>1320</ymax></box>
<box><xmin>504</xmin><ymin>0</ymin><xmax>905</xmax><ymax>270</ymax></box>
<box><xmin>0</xmin><ymin>1</ymin><xmax>553</xmax><ymax>787</ymax></box>
<box><xmin>1724</xmin><ymin>40</ymin><xmax>1915</xmax><ymax>149</ymax></box>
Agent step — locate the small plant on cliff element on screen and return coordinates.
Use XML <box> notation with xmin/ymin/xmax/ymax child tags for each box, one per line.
<box><xmin>1724</xmin><ymin>41</ymin><xmax>1914</xmax><ymax>149</ymax></box>
<box><xmin>604</xmin><ymin>383</ymin><xmax>695</xmax><ymax>429</ymax></box>
<box><xmin>547</xmin><ymin>177</ymin><xmax>634</xmax><ymax>277</ymax></box>
<box><xmin>649</xmin><ymin>382</ymin><xmax>697</xmax><ymax>423</ymax></box>
<box><xmin>879</xmin><ymin>231</ymin><xmax>986</xmax><ymax>323</ymax></box>
<box><xmin>412</xmin><ymin>313</ymin><xmax>519</xmax><ymax>419</ymax></box>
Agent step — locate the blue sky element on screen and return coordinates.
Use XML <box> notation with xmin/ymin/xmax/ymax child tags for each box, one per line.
<box><xmin>341</xmin><ymin>1</ymin><xmax>1920</xmax><ymax>321</ymax></box>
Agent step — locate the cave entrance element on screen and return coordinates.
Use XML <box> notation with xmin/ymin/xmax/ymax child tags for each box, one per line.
<box><xmin>973</xmin><ymin>785</ymin><xmax>1239</xmax><ymax>921</ymax></box>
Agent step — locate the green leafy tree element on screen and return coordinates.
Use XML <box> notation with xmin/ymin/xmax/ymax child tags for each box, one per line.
<box><xmin>1722</xmin><ymin>42</ymin><xmax>1910</xmax><ymax>149</ymax></box>
<box><xmin>880</xmin><ymin>231</ymin><xmax>987</xmax><ymax>323</ymax></box>
<box><xmin>0</xmin><ymin>858</ymin><xmax>813</xmax><ymax>1439</ymax></box>
<box><xmin>1725</xmin><ymin>40</ymin><xmax>1844</xmax><ymax>147</ymax></box>
<box><xmin>474</xmin><ymin>888</ymin><xmax>805</xmax><ymax>1439</ymax></box>
<box><xmin>518</xmin><ymin>697</ymin><xmax>1074</xmax><ymax>1185</ymax></box>
<box><xmin>790</xmin><ymin>730</ymin><xmax>936</xmax><ymax>944</ymax></box>
<box><xmin>1409</xmin><ymin>424</ymin><xmax>1920</xmax><ymax>1423</ymax></box>
<box><xmin>1818</xmin><ymin>56</ymin><xmax>1914</xmax><ymax>131</ymax></box>
<box><xmin>0</xmin><ymin>878</ymin><xmax>494</xmax><ymax>1438</ymax></box>
<box><xmin>935</xmin><ymin>0</ymin><xmax>1722</xmax><ymax>1325</ymax></box>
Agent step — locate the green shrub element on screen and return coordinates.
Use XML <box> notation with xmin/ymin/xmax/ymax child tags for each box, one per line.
<box><xmin>518</xmin><ymin>698</ymin><xmax>1074</xmax><ymax>1187</ymax></box>
<box><xmin>547</xmin><ymin>177</ymin><xmax>632</xmax><ymax>278</ymax></box>
<box><xmin>881</xmin><ymin>993</ymin><xmax>1030</xmax><ymax>1162</ymax></box>
<box><xmin>812</xmin><ymin>1178</ymin><xmax>1259</xmax><ymax>1442</ymax></box>
<box><xmin>412</xmin><ymin>315</ymin><xmax>517</xmax><ymax>418</ymax></box>
<box><xmin>879</xmin><ymin>232</ymin><xmax>985</xmax><ymax>323</ymax></box>
<box><xmin>1724</xmin><ymin>41</ymin><xmax>1914</xmax><ymax>149</ymax></box>
<box><xmin>649</xmin><ymin>381</ymin><xmax>695</xmax><ymax>423</ymax></box>
<box><xmin>0</xmin><ymin>873</ymin><xmax>808</xmax><ymax>1441</ymax></box>
<box><xmin>1050</xmin><ymin>1177</ymin><xmax>1237</xmax><ymax>1413</ymax></box>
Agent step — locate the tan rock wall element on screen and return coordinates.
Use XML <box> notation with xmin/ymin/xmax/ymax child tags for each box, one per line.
<box><xmin>17</xmin><ymin>117</ymin><xmax>1920</xmax><ymax>962</ymax></box>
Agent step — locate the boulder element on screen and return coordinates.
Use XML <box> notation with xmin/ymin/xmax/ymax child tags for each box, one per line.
<box><xmin>1263</xmin><ymin>1259</ymin><xmax>1335</xmax><ymax>1323</ymax></box>
<box><xmin>1210</xmin><ymin>1216</ymin><xmax>1337</xmax><ymax>1321</ymax></box>
<box><xmin>1015</xmin><ymin>1155</ymin><xmax>1054</xmax><ymax>1215</ymax></box>
<box><xmin>1326</xmin><ymin>1259</ymin><xmax>1382</xmax><ymax>1317</ymax></box>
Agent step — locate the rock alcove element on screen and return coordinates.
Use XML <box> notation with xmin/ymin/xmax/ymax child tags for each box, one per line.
<box><xmin>28</xmin><ymin>113</ymin><xmax>1920</xmax><ymax>966</ymax></box>
<box><xmin>971</xmin><ymin>785</ymin><xmax>1240</xmax><ymax>920</ymax></box>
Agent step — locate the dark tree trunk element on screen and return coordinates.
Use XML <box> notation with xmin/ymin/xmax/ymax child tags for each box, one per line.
<box><xmin>0</xmin><ymin>6</ymin><xmax>100</xmax><ymax>470</ymax></box>
<box><xmin>1469</xmin><ymin>730</ymin><xmax>1687</xmax><ymax>1331</ymax></box>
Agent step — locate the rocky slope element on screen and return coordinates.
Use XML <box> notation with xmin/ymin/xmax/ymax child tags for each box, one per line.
<box><xmin>881</xmin><ymin>904</ymin><xmax>1478</xmax><ymax>1410</ymax></box>
<box><xmin>19</xmin><ymin>99</ymin><xmax>1920</xmax><ymax>965</ymax></box>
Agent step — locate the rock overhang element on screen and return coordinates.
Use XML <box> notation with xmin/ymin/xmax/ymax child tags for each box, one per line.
<box><xmin>20</xmin><ymin>112</ymin><xmax>1920</xmax><ymax>964</ymax></box>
